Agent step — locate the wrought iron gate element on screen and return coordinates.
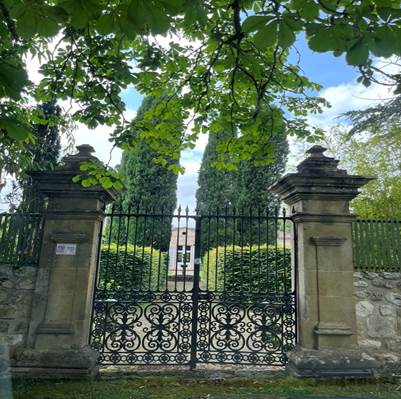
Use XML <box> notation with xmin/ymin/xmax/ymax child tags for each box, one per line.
<box><xmin>90</xmin><ymin>206</ymin><xmax>296</xmax><ymax>367</ymax></box>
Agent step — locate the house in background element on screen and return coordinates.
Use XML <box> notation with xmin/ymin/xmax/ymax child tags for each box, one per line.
<box><xmin>168</xmin><ymin>227</ymin><xmax>195</xmax><ymax>280</ymax></box>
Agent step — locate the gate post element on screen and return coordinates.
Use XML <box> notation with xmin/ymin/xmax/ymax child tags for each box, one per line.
<box><xmin>11</xmin><ymin>145</ymin><xmax>119</xmax><ymax>378</ymax></box>
<box><xmin>271</xmin><ymin>145</ymin><xmax>378</xmax><ymax>378</ymax></box>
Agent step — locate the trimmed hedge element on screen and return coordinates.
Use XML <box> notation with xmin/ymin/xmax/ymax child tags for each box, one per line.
<box><xmin>98</xmin><ymin>244</ymin><xmax>167</xmax><ymax>292</ymax></box>
<box><xmin>200</xmin><ymin>246</ymin><xmax>291</xmax><ymax>293</ymax></box>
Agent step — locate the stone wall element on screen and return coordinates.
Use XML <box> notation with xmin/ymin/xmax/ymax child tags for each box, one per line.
<box><xmin>354</xmin><ymin>271</ymin><xmax>401</xmax><ymax>370</ymax></box>
<box><xmin>0</xmin><ymin>264</ymin><xmax>37</xmax><ymax>348</ymax></box>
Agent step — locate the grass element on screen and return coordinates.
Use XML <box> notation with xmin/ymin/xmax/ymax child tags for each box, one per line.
<box><xmin>8</xmin><ymin>373</ymin><xmax>401</xmax><ymax>399</ymax></box>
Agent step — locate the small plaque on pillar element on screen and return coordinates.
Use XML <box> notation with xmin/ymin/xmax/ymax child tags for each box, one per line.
<box><xmin>55</xmin><ymin>243</ymin><xmax>77</xmax><ymax>255</ymax></box>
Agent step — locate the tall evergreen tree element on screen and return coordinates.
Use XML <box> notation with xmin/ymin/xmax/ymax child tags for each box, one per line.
<box><xmin>196</xmin><ymin>110</ymin><xmax>288</xmax><ymax>250</ymax></box>
<box><xmin>196</xmin><ymin>130</ymin><xmax>234</xmax><ymax>213</ymax></box>
<box><xmin>110</xmin><ymin>96</ymin><xmax>183</xmax><ymax>250</ymax></box>
<box><xmin>20</xmin><ymin>101</ymin><xmax>62</xmax><ymax>211</ymax></box>
<box><xmin>196</xmin><ymin>130</ymin><xmax>235</xmax><ymax>251</ymax></box>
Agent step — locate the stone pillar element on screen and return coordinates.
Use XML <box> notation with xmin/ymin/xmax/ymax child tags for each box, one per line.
<box><xmin>11</xmin><ymin>145</ymin><xmax>118</xmax><ymax>378</ymax></box>
<box><xmin>271</xmin><ymin>145</ymin><xmax>378</xmax><ymax>378</ymax></box>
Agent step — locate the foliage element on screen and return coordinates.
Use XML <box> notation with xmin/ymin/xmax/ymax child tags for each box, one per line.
<box><xmin>119</xmin><ymin>96</ymin><xmax>180</xmax><ymax>212</ymax></box>
<box><xmin>98</xmin><ymin>243</ymin><xmax>167</xmax><ymax>292</ymax></box>
<box><xmin>0</xmin><ymin>212</ymin><xmax>43</xmax><ymax>267</ymax></box>
<box><xmin>201</xmin><ymin>245</ymin><xmax>291</xmax><ymax>293</ymax></box>
<box><xmin>3</xmin><ymin>1</ymin><xmax>401</xmax><ymax>184</ymax></box>
<box><xmin>344</xmin><ymin>96</ymin><xmax>401</xmax><ymax>136</ymax></box>
<box><xmin>196</xmin><ymin>130</ymin><xmax>235</xmax><ymax>213</ymax></box>
<box><xmin>72</xmin><ymin>160</ymin><xmax>123</xmax><ymax>190</ymax></box>
<box><xmin>18</xmin><ymin>101</ymin><xmax>62</xmax><ymax>210</ymax></box>
<box><xmin>106</xmin><ymin>95</ymin><xmax>181</xmax><ymax>249</ymax></box>
<box><xmin>196</xmin><ymin>112</ymin><xmax>288</xmax><ymax>250</ymax></box>
<box><xmin>352</xmin><ymin>220</ymin><xmax>401</xmax><ymax>272</ymax></box>
<box><xmin>323</xmin><ymin>124</ymin><xmax>401</xmax><ymax>219</ymax></box>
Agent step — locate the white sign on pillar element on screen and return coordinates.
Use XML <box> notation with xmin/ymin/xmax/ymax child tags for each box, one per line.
<box><xmin>55</xmin><ymin>243</ymin><xmax>77</xmax><ymax>256</ymax></box>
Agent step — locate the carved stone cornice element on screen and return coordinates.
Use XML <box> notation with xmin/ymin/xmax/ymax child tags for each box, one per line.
<box><xmin>310</xmin><ymin>236</ymin><xmax>347</xmax><ymax>247</ymax></box>
<box><xmin>49</xmin><ymin>232</ymin><xmax>88</xmax><ymax>243</ymax></box>
<box><xmin>270</xmin><ymin>146</ymin><xmax>375</xmax><ymax>205</ymax></box>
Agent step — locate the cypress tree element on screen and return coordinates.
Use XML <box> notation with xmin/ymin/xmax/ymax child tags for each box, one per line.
<box><xmin>196</xmin><ymin>130</ymin><xmax>235</xmax><ymax>252</ymax></box>
<box><xmin>112</xmin><ymin>96</ymin><xmax>181</xmax><ymax>250</ymax></box>
<box><xmin>196</xmin><ymin>112</ymin><xmax>288</xmax><ymax>249</ymax></box>
<box><xmin>196</xmin><ymin>130</ymin><xmax>234</xmax><ymax>213</ymax></box>
<box><xmin>20</xmin><ymin>101</ymin><xmax>62</xmax><ymax>211</ymax></box>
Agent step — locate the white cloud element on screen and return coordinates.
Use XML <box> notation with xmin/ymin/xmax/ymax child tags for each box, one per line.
<box><xmin>289</xmin><ymin>58</ymin><xmax>398</xmax><ymax>169</ymax></box>
<box><xmin>308</xmin><ymin>79</ymin><xmax>394</xmax><ymax>128</ymax></box>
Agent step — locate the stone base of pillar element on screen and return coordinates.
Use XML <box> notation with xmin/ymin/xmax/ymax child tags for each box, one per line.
<box><xmin>10</xmin><ymin>346</ymin><xmax>98</xmax><ymax>379</ymax></box>
<box><xmin>287</xmin><ymin>346</ymin><xmax>378</xmax><ymax>378</ymax></box>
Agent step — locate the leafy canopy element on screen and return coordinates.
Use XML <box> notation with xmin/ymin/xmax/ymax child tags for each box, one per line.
<box><xmin>2</xmin><ymin>0</ymin><xmax>401</xmax><ymax>184</ymax></box>
<box><xmin>323</xmin><ymin>125</ymin><xmax>401</xmax><ymax>219</ymax></box>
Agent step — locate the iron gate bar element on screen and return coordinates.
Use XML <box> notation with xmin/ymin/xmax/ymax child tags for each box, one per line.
<box><xmin>90</xmin><ymin>206</ymin><xmax>296</xmax><ymax>367</ymax></box>
<box><xmin>189</xmin><ymin>215</ymin><xmax>201</xmax><ymax>368</ymax></box>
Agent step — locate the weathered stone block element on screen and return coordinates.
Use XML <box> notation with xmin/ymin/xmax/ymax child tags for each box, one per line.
<box><xmin>354</xmin><ymin>280</ymin><xmax>369</xmax><ymax>288</ymax></box>
<box><xmin>17</xmin><ymin>278</ymin><xmax>35</xmax><ymax>290</ymax></box>
<box><xmin>372</xmin><ymin>278</ymin><xmax>395</xmax><ymax>289</ymax></box>
<box><xmin>287</xmin><ymin>346</ymin><xmax>378</xmax><ymax>378</ymax></box>
<box><xmin>367</xmin><ymin>314</ymin><xmax>397</xmax><ymax>338</ymax></box>
<box><xmin>0</xmin><ymin>321</ymin><xmax>9</xmax><ymax>334</ymax></box>
<box><xmin>356</xmin><ymin>301</ymin><xmax>374</xmax><ymax>318</ymax></box>
<box><xmin>11</xmin><ymin>346</ymin><xmax>99</xmax><ymax>379</ymax></box>
<box><xmin>363</xmin><ymin>272</ymin><xmax>376</xmax><ymax>280</ymax></box>
<box><xmin>0</xmin><ymin>306</ymin><xmax>16</xmax><ymax>319</ymax></box>
<box><xmin>355</xmin><ymin>290</ymin><xmax>367</xmax><ymax>299</ymax></box>
<box><xmin>369</xmin><ymin>292</ymin><xmax>384</xmax><ymax>301</ymax></box>
<box><xmin>379</xmin><ymin>304</ymin><xmax>394</xmax><ymax>317</ymax></box>
<box><xmin>385</xmin><ymin>293</ymin><xmax>401</xmax><ymax>306</ymax></box>
<box><xmin>0</xmin><ymin>280</ymin><xmax>13</xmax><ymax>289</ymax></box>
<box><xmin>358</xmin><ymin>338</ymin><xmax>382</xmax><ymax>350</ymax></box>
<box><xmin>381</xmin><ymin>272</ymin><xmax>401</xmax><ymax>280</ymax></box>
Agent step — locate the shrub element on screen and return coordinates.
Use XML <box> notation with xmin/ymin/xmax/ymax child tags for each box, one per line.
<box><xmin>98</xmin><ymin>244</ymin><xmax>167</xmax><ymax>292</ymax></box>
<box><xmin>201</xmin><ymin>246</ymin><xmax>291</xmax><ymax>293</ymax></box>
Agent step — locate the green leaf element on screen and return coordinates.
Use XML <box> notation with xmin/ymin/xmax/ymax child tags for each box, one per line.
<box><xmin>118</xmin><ymin>16</ymin><xmax>138</xmax><ymax>38</ymax></box>
<box><xmin>308</xmin><ymin>29</ymin><xmax>341</xmax><ymax>52</ymax></box>
<box><xmin>253</xmin><ymin>20</ymin><xmax>278</xmax><ymax>50</ymax></box>
<box><xmin>81</xmin><ymin>179</ymin><xmax>91</xmax><ymax>188</ymax></box>
<box><xmin>278</xmin><ymin>21</ymin><xmax>296</xmax><ymax>48</ymax></box>
<box><xmin>0</xmin><ymin>117</ymin><xmax>31</xmax><ymax>141</ymax></box>
<box><xmin>0</xmin><ymin>62</ymin><xmax>29</xmax><ymax>100</ymax></box>
<box><xmin>242</xmin><ymin>15</ymin><xmax>271</xmax><ymax>33</ymax></box>
<box><xmin>113</xmin><ymin>181</ymin><xmax>124</xmax><ymax>190</ymax></box>
<box><xmin>300</xmin><ymin>1</ymin><xmax>320</xmax><ymax>20</ymax></box>
<box><xmin>158</xmin><ymin>0</ymin><xmax>184</xmax><ymax>13</ymax></box>
<box><xmin>370</xmin><ymin>26</ymin><xmax>397</xmax><ymax>58</ymax></box>
<box><xmin>346</xmin><ymin>40</ymin><xmax>369</xmax><ymax>66</ymax></box>
<box><xmin>101</xmin><ymin>178</ymin><xmax>113</xmax><ymax>189</ymax></box>
<box><xmin>184</xmin><ymin>0</ymin><xmax>207</xmax><ymax>27</ymax></box>
<box><xmin>96</xmin><ymin>14</ymin><xmax>117</xmax><ymax>35</ymax></box>
<box><xmin>59</xmin><ymin>0</ymin><xmax>101</xmax><ymax>28</ymax></box>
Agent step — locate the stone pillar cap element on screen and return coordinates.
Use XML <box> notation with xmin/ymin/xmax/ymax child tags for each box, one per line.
<box><xmin>29</xmin><ymin>144</ymin><xmax>119</xmax><ymax>205</ymax></box>
<box><xmin>57</xmin><ymin>144</ymin><xmax>98</xmax><ymax>171</ymax></box>
<box><xmin>270</xmin><ymin>145</ymin><xmax>375</xmax><ymax>205</ymax></box>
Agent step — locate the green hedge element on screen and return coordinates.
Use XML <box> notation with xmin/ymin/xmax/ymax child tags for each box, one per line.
<box><xmin>201</xmin><ymin>246</ymin><xmax>291</xmax><ymax>293</ymax></box>
<box><xmin>98</xmin><ymin>244</ymin><xmax>167</xmax><ymax>292</ymax></box>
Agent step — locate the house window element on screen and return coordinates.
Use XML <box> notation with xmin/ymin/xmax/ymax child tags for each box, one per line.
<box><xmin>177</xmin><ymin>245</ymin><xmax>191</xmax><ymax>262</ymax></box>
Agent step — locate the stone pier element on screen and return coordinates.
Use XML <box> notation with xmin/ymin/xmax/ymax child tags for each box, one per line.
<box><xmin>10</xmin><ymin>145</ymin><xmax>118</xmax><ymax>378</ymax></box>
<box><xmin>271</xmin><ymin>145</ymin><xmax>378</xmax><ymax>378</ymax></box>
